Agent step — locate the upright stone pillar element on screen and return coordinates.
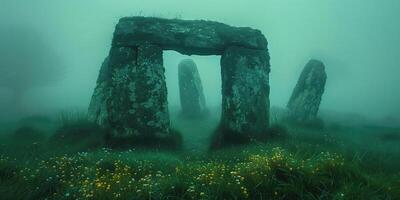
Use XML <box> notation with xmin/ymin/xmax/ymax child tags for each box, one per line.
<box><xmin>287</xmin><ymin>59</ymin><xmax>327</xmax><ymax>122</ymax></box>
<box><xmin>220</xmin><ymin>46</ymin><xmax>270</xmax><ymax>136</ymax></box>
<box><xmin>178</xmin><ymin>59</ymin><xmax>207</xmax><ymax>118</ymax></box>
<box><xmin>88</xmin><ymin>44</ymin><xmax>170</xmax><ymax>142</ymax></box>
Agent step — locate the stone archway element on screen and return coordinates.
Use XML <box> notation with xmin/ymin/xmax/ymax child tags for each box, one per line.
<box><xmin>88</xmin><ymin>17</ymin><xmax>270</xmax><ymax>147</ymax></box>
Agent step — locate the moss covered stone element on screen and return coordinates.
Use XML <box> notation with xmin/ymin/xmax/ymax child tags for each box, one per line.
<box><xmin>220</xmin><ymin>46</ymin><xmax>270</xmax><ymax>136</ymax></box>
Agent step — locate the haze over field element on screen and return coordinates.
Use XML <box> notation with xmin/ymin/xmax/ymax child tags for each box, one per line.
<box><xmin>0</xmin><ymin>0</ymin><xmax>399</xmax><ymax>123</ymax></box>
<box><xmin>1</xmin><ymin>2</ymin><xmax>400</xmax><ymax>199</ymax></box>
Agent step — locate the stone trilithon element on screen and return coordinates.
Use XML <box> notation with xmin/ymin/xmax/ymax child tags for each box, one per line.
<box><xmin>88</xmin><ymin>17</ymin><xmax>271</xmax><ymax>147</ymax></box>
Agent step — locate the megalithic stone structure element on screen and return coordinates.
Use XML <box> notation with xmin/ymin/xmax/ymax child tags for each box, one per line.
<box><xmin>178</xmin><ymin>59</ymin><xmax>207</xmax><ymax>118</ymax></box>
<box><xmin>287</xmin><ymin>59</ymin><xmax>327</xmax><ymax>122</ymax></box>
<box><xmin>88</xmin><ymin>17</ymin><xmax>271</xmax><ymax>147</ymax></box>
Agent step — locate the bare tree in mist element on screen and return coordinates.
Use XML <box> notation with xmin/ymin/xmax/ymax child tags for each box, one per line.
<box><xmin>0</xmin><ymin>26</ymin><xmax>64</xmax><ymax>117</ymax></box>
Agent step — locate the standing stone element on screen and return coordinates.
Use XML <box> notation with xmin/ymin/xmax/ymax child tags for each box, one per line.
<box><xmin>88</xmin><ymin>44</ymin><xmax>170</xmax><ymax>143</ymax></box>
<box><xmin>178</xmin><ymin>59</ymin><xmax>207</xmax><ymax>118</ymax></box>
<box><xmin>220</xmin><ymin>46</ymin><xmax>270</xmax><ymax>136</ymax></box>
<box><xmin>287</xmin><ymin>59</ymin><xmax>327</xmax><ymax>122</ymax></box>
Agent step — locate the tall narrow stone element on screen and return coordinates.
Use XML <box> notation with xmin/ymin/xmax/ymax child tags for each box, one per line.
<box><xmin>287</xmin><ymin>59</ymin><xmax>327</xmax><ymax>122</ymax></box>
<box><xmin>220</xmin><ymin>46</ymin><xmax>270</xmax><ymax>136</ymax></box>
<box><xmin>88</xmin><ymin>44</ymin><xmax>170</xmax><ymax>141</ymax></box>
<box><xmin>178</xmin><ymin>59</ymin><xmax>207</xmax><ymax>118</ymax></box>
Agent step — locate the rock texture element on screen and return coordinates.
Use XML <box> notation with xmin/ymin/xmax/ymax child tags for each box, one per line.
<box><xmin>113</xmin><ymin>17</ymin><xmax>267</xmax><ymax>56</ymax></box>
<box><xmin>88</xmin><ymin>45</ymin><xmax>170</xmax><ymax>141</ymax></box>
<box><xmin>287</xmin><ymin>59</ymin><xmax>327</xmax><ymax>122</ymax></box>
<box><xmin>178</xmin><ymin>59</ymin><xmax>207</xmax><ymax>118</ymax></box>
<box><xmin>89</xmin><ymin>17</ymin><xmax>270</xmax><ymax>147</ymax></box>
<box><xmin>88</xmin><ymin>57</ymin><xmax>111</xmax><ymax>126</ymax></box>
<box><xmin>221</xmin><ymin>46</ymin><xmax>270</xmax><ymax>135</ymax></box>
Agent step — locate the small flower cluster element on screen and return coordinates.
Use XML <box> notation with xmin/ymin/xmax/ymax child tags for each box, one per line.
<box><xmin>0</xmin><ymin>155</ymin><xmax>9</xmax><ymax>163</ymax></box>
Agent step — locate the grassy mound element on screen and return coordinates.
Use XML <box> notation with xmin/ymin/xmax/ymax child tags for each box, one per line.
<box><xmin>50</xmin><ymin>111</ymin><xmax>183</xmax><ymax>152</ymax></box>
<box><xmin>105</xmin><ymin>129</ymin><xmax>183</xmax><ymax>151</ymax></box>
<box><xmin>210</xmin><ymin>124</ymin><xmax>289</xmax><ymax>149</ymax></box>
<box><xmin>50</xmin><ymin>121</ymin><xmax>106</xmax><ymax>152</ymax></box>
<box><xmin>12</xmin><ymin>126</ymin><xmax>48</xmax><ymax>142</ymax></box>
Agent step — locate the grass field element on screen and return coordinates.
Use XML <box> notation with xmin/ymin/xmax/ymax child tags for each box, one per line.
<box><xmin>0</xmin><ymin>109</ymin><xmax>399</xmax><ymax>200</ymax></box>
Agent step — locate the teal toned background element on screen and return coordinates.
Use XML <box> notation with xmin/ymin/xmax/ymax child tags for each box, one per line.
<box><xmin>0</xmin><ymin>0</ymin><xmax>399</xmax><ymax>122</ymax></box>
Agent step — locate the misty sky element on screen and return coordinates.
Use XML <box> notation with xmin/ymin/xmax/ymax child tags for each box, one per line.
<box><xmin>0</xmin><ymin>0</ymin><xmax>399</xmax><ymax>121</ymax></box>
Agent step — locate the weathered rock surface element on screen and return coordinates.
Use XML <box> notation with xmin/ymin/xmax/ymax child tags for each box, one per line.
<box><xmin>88</xmin><ymin>57</ymin><xmax>111</xmax><ymax>126</ymax></box>
<box><xmin>220</xmin><ymin>46</ymin><xmax>270</xmax><ymax>135</ymax></box>
<box><xmin>178</xmin><ymin>59</ymin><xmax>207</xmax><ymax>118</ymax></box>
<box><xmin>113</xmin><ymin>17</ymin><xmax>267</xmax><ymax>55</ymax></box>
<box><xmin>88</xmin><ymin>44</ymin><xmax>170</xmax><ymax>141</ymax></box>
<box><xmin>89</xmin><ymin>16</ymin><xmax>271</xmax><ymax>147</ymax></box>
<box><xmin>287</xmin><ymin>59</ymin><xmax>327</xmax><ymax>122</ymax></box>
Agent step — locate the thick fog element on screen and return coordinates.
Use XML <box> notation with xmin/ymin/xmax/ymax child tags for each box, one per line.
<box><xmin>0</xmin><ymin>0</ymin><xmax>399</xmax><ymax>122</ymax></box>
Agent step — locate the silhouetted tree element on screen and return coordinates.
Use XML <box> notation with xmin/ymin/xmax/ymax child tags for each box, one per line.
<box><xmin>0</xmin><ymin>26</ymin><xmax>64</xmax><ymax>116</ymax></box>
